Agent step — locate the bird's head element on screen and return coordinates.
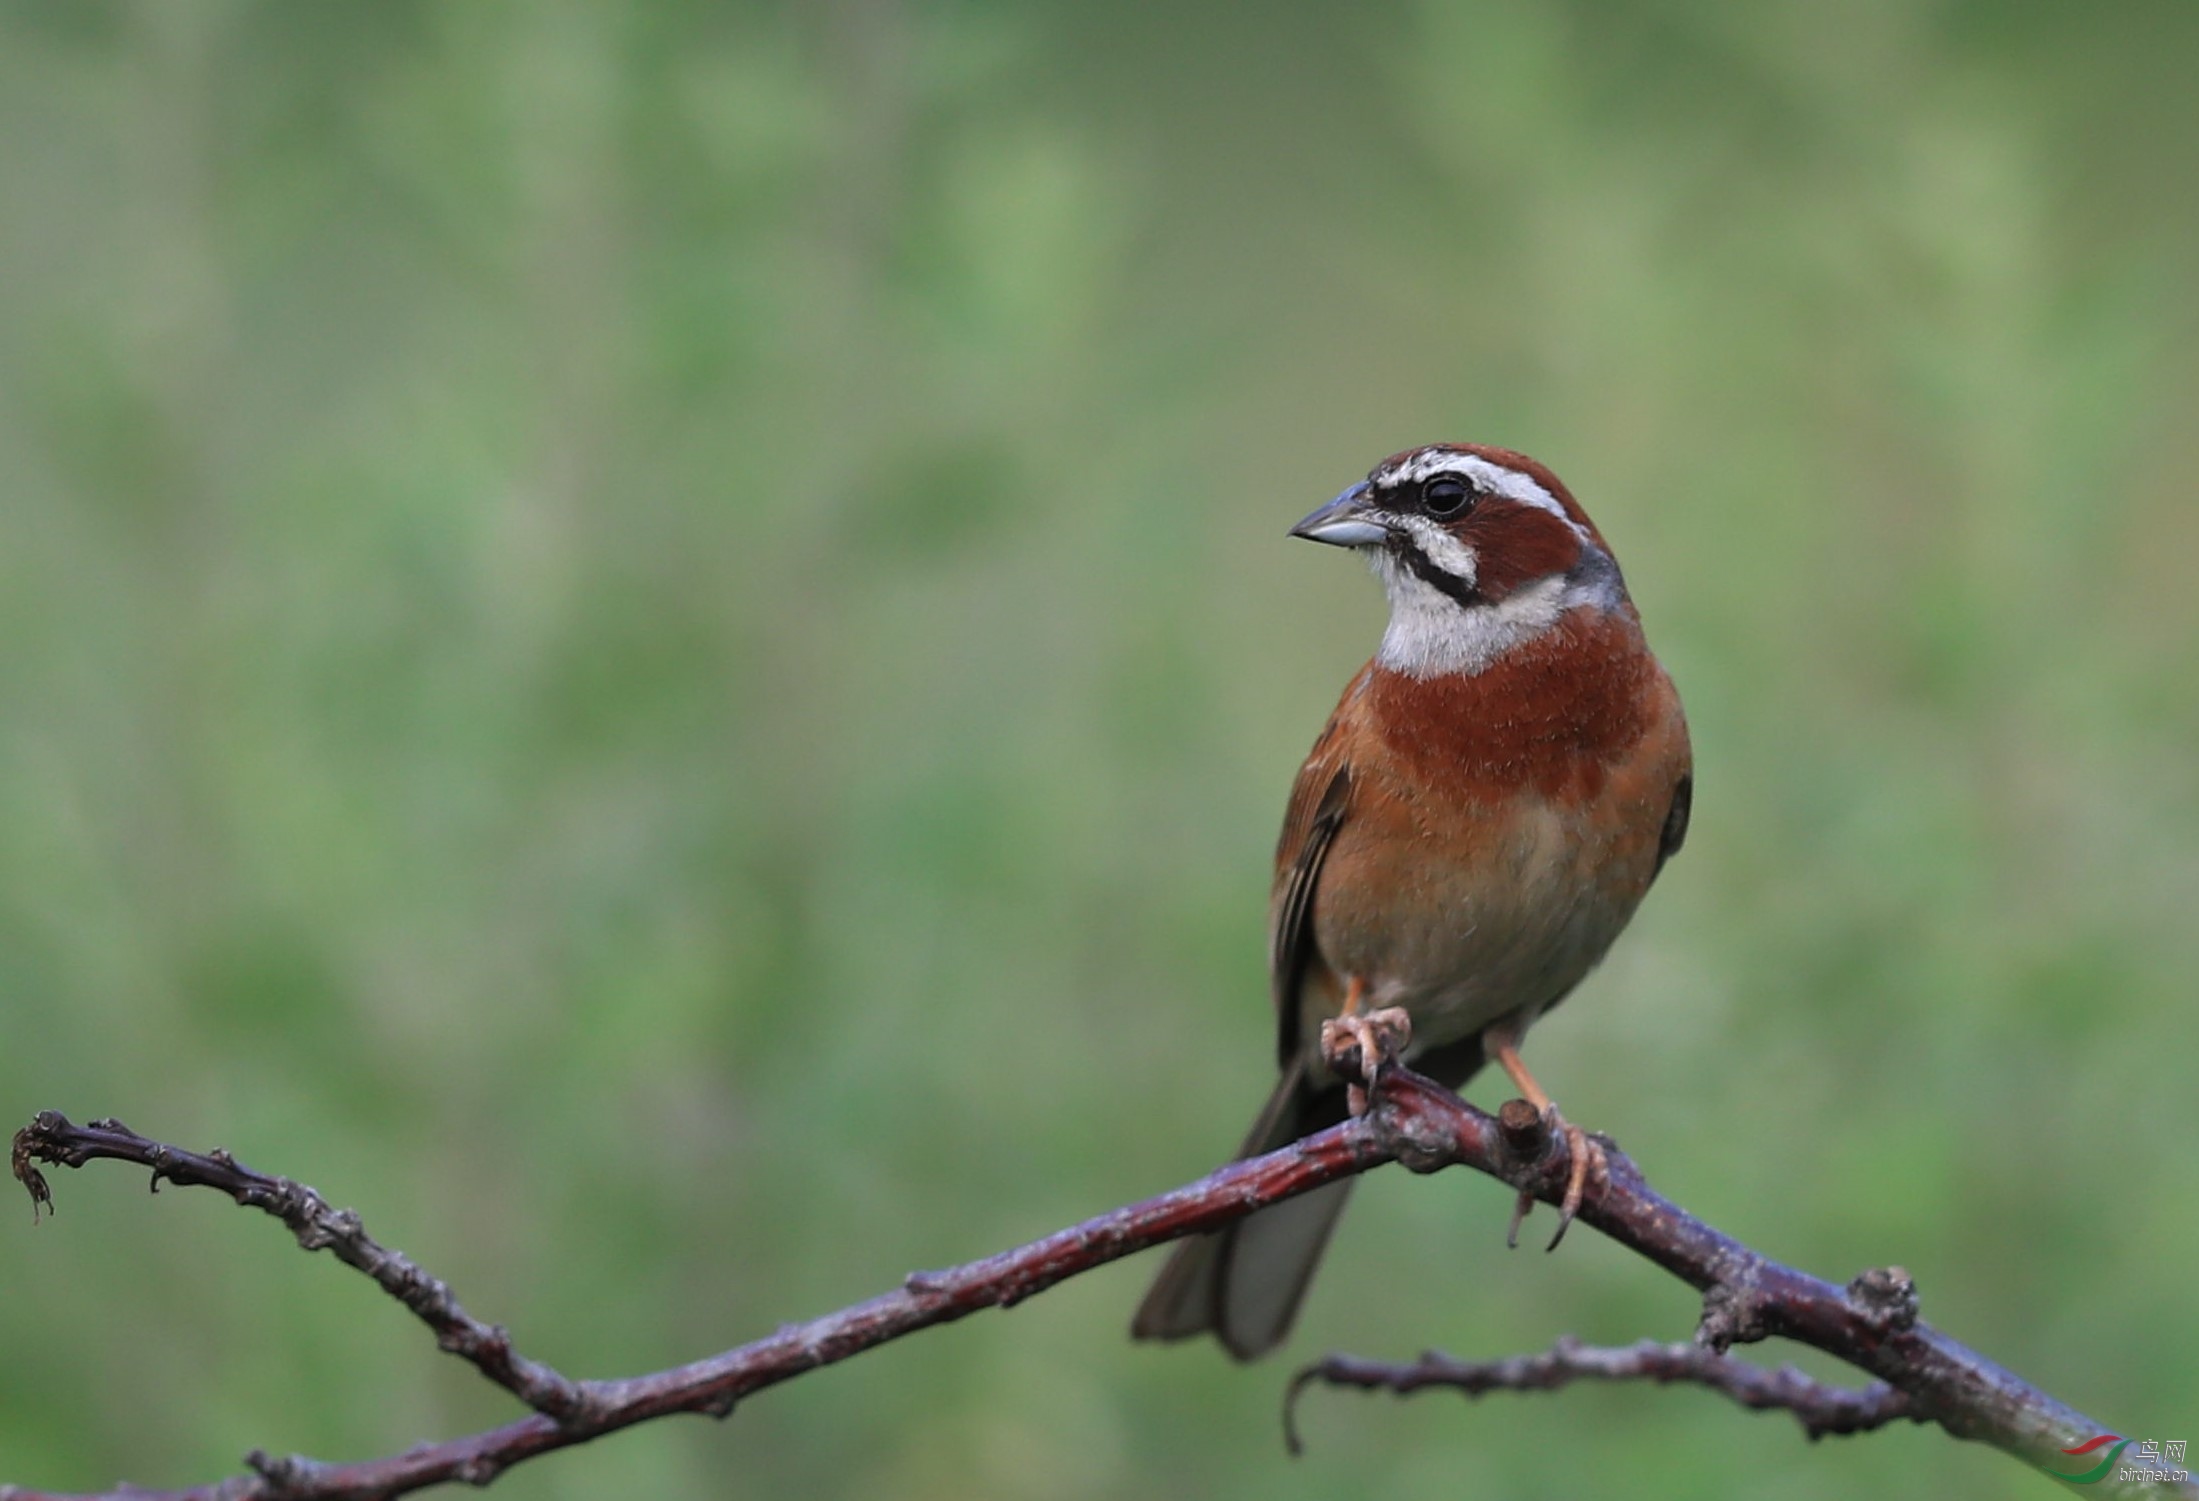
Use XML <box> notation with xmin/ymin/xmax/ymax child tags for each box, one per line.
<box><xmin>1291</xmin><ymin>443</ymin><xmax>1630</xmax><ymax>677</ymax></box>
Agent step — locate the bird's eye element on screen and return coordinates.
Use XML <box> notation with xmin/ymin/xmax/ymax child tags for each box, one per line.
<box><xmin>1421</xmin><ymin>476</ymin><xmax>1474</xmax><ymax>518</ymax></box>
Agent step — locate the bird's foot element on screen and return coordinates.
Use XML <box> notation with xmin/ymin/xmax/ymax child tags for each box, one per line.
<box><xmin>1319</xmin><ymin>1006</ymin><xmax>1412</xmax><ymax>1114</ymax></box>
<box><xmin>1506</xmin><ymin>1104</ymin><xmax>1607</xmax><ymax>1251</ymax></box>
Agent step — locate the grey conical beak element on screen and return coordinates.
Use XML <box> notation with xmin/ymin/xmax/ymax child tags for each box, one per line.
<box><xmin>1289</xmin><ymin>482</ymin><xmax>1388</xmax><ymax>547</ymax></box>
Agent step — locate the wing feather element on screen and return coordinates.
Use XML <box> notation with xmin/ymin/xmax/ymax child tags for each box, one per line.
<box><xmin>1268</xmin><ymin>732</ymin><xmax>1354</xmax><ymax>1070</ymax></box>
<box><xmin>1653</xmin><ymin>771</ymin><xmax>1692</xmax><ymax>878</ymax></box>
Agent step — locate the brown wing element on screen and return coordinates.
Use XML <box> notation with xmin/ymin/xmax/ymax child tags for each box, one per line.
<box><xmin>1267</xmin><ymin>691</ymin><xmax>1359</xmax><ymax>1071</ymax></box>
<box><xmin>1653</xmin><ymin>771</ymin><xmax>1692</xmax><ymax>878</ymax></box>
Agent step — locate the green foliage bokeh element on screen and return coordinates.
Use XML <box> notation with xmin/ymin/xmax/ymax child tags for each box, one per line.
<box><xmin>2</xmin><ymin>3</ymin><xmax>2196</xmax><ymax>1497</ymax></box>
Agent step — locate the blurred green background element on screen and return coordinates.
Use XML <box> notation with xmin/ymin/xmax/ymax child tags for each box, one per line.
<box><xmin>3</xmin><ymin>2</ymin><xmax>2197</xmax><ymax>1497</ymax></box>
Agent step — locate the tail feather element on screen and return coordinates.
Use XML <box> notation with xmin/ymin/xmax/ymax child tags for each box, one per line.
<box><xmin>1129</xmin><ymin>1063</ymin><xmax>1351</xmax><ymax>1360</ymax></box>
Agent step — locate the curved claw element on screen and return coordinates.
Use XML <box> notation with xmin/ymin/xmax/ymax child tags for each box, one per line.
<box><xmin>1506</xmin><ymin>1189</ymin><xmax>1533</xmax><ymax>1250</ymax></box>
<box><xmin>1544</xmin><ymin>1116</ymin><xmax>1606</xmax><ymax>1252</ymax></box>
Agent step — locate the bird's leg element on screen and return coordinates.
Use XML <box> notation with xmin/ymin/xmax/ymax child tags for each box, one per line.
<box><xmin>1483</xmin><ymin>1018</ymin><xmax>1605</xmax><ymax>1251</ymax></box>
<box><xmin>1318</xmin><ymin>977</ymin><xmax>1411</xmax><ymax>1114</ymax></box>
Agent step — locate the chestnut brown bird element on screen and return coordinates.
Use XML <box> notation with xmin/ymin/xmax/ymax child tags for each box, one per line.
<box><xmin>1131</xmin><ymin>443</ymin><xmax>1692</xmax><ymax>1360</ymax></box>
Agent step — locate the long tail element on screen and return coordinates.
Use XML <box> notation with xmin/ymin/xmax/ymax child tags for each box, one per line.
<box><xmin>1128</xmin><ymin>1060</ymin><xmax>1352</xmax><ymax>1361</ymax></box>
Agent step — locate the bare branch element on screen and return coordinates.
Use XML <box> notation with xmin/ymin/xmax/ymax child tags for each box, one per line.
<box><xmin>5</xmin><ymin>1097</ymin><xmax>1408</xmax><ymax>1501</ymax></box>
<box><xmin>1285</xmin><ymin>1336</ymin><xmax>1920</xmax><ymax>1454</ymax></box>
<box><xmin>9</xmin><ymin>1113</ymin><xmax>591</xmax><ymax>1425</ymax></box>
<box><xmin>9</xmin><ymin>1063</ymin><xmax>2190</xmax><ymax>1501</ymax></box>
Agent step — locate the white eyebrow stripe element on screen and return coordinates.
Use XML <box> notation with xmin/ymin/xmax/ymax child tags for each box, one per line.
<box><xmin>1373</xmin><ymin>451</ymin><xmax>1588</xmax><ymax>541</ymax></box>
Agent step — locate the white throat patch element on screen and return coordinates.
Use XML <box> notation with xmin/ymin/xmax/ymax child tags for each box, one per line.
<box><xmin>1369</xmin><ymin>542</ymin><xmax>1622</xmax><ymax>678</ymax></box>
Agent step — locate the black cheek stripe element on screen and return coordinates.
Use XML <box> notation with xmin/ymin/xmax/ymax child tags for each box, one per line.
<box><xmin>1393</xmin><ymin>536</ymin><xmax>1484</xmax><ymax>610</ymax></box>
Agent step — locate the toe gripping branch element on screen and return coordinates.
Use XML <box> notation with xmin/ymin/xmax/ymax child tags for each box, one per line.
<box><xmin>1496</xmin><ymin>1098</ymin><xmax>1560</xmax><ymax>1250</ymax></box>
<box><xmin>1308</xmin><ymin>1015</ymin><xmax>1604</xmax><ymax>1251</ymax></box>
<box><xmin>1490</xmin><ymin>1099</ymin><xmax>1609</xmax><ymax>1253</ymax></box>
<box><xmin>1317</xmin><ymin>1005</ymin><xmax>1414</xmax><ymax>1115</ymax></box>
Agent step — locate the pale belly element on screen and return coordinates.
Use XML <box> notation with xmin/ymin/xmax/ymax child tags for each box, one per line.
<box><xmin>1299</xmin><ymin>789</ymin><xmax>1663</xmax><ymax>1068</ymax></box>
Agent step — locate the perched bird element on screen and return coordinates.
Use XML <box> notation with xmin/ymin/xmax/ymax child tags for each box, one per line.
<box><xmin>1131</xmin><ymin>443</ymin><xmax>1692</xmax><ymax>1361</ymax></box>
